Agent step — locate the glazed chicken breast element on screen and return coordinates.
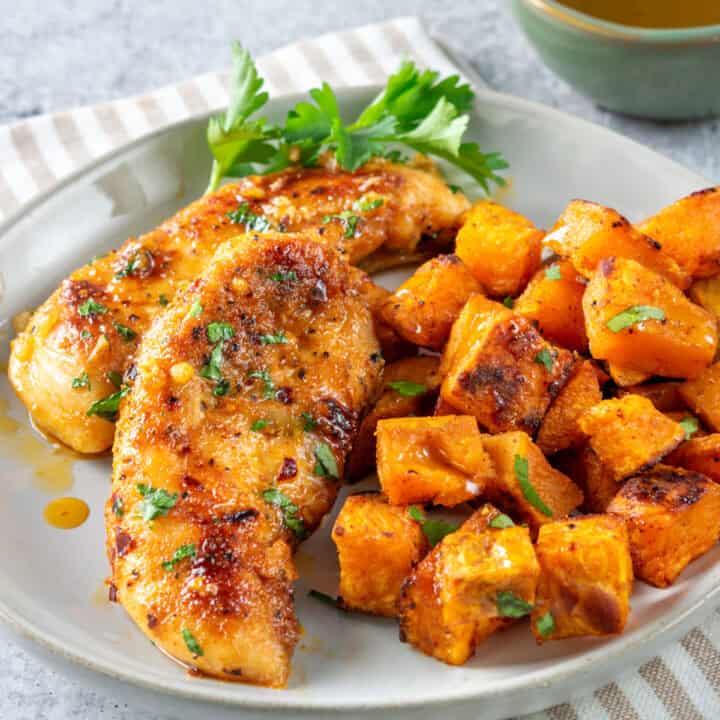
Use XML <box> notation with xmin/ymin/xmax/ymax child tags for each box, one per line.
<box><xmin>107</xmin><ymin>232</ymin><xmax>383</xmax><ymax>686</ymax></box>
<box><xmin>9</xmin><ymin>159</ymin><xmax>467</xmax><ymax>453</ymax></box>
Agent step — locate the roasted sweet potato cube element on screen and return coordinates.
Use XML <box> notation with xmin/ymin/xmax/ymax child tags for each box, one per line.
<box><xmin>578</xmin><ymin>395</ymin><xmax>685</xmax><ymax>481</ymax></box>
<box><xmin>545</xmin><ymin>199</ymin><xmax>688</xmax><ymax>287</ymax></box>
<box><xmin>583</xmin><ymin>257</ymin><xmax>717</xmax><ymax>379</ymax></box>
<box><xmin>617</xmin><ymin>381</ymin><xmax>686</xmax><ymax>413</ymax></box>
<box><xmin>688</xmin><ymin>275</ymin><xmax>720</xmax><ymax>321</ymax></box>
<box><xmin>376</xmin><ymin>416</ymin><xmax>493</xmax><ymax>507</ymax></box>
<box><xmin>666</xmin><ymin>433</ymin><xmax>720</xmax><ymax>482</ymax></box>
<box><xmin>555</xmin><ymin>446</ymin><xmax>618</xmax><ymax>513</ymax></box>
<box><xmin>379</xmin><ymin>254</ymin><xmax>482</xmax><ymax>350</ymax></box>
<box><xmin>607</xmin><ymin>363</ymin><xmax>651</xmax><ymax>388</ymax></box>
<box><xmin>332</xmin><ymin>494</ymin><xmax>428</xmax><ymax>617</ymax></box>
<box><xmin>346</xmin><ymin>356</ymin><xmax>440</xmax><ymax>480</ymax></box>
<box><xmin>679</xmin><ymin>362</ymin><xmax>720</xmax><ymax>431</ymax></box>
<box><xmin>607</xmin><ymin>467</ymin><xmax>720</xmax><ymax>587</ymax></box>
<box><xmin>637</xmin><ymin>187</ymin><xmax>720</xmax><ymax>279</ymax></box>
<box><xmin>440</xmin><ymin>302</ymin><xmax>575</xmax><ymax>435</ymax></box>
<box><xmin>399</xmin><ymin>504</ymin><xmax>539</xmax><ymax>665</ymax></box>
<box><xmin>455</xmin><ymin>201</ymin><xmax>543</xmax><ymax>297</ymax></box>
<box><xmin>531</xmin><ymin>515</ymin><xmax>633</xmax><ymax>642</ymax></box>
<box><xmin>537</xmin><ymin>360</ymin><xmax>602</xmax><ymax>455</ymax></box>
<box><xmin>482</xmin><ymin>432</ymin><xmax>583</xmax><ymax>532</ymax></box>
<box><xmin>514</xmin><ymin>260</ymin><xmax>588</xmax><ymax>351</ymax></box>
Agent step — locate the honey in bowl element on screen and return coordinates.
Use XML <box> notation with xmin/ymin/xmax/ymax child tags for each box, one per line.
<box><xmin>557</xmin><ymin>0</ymin><xmax>720</xmax><ymax>28</ymax></box>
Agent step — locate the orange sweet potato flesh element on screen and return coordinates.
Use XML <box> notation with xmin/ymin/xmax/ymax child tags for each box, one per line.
<box><xmin>379</xmin><ymin>254</ymin><xmax>482</xmax><ymax>350</ymax></box>
<box><xmin>440</xmin><ymin>299</ymin><xmax>576</xmax><ymax>435</ymax></box>
<box><xmin>688</xmin><ymin>275</ymin><xmax>720</xmax><ymax>321</ymax></box>
<box><xmin>554</xmin><ymin>446</ymin><xmax>619</xmax><ymax>514</ymax></box>
<box><xmin>482</xmin><ymin>431</ymin><xmax>583</xmax><ymax>533</ymax></box>
<box><xmin>398</xmin><ymin>504</ymin><xmax>539</xmax><ymax>665</ymax></box>
<box><xmin>578</xmin><ymin>395</ymin><xmax>685</xmax><ymax>481</ymax></box>
<box><xmin>346</xmin><ymin>355</ymin><xmax>440</xmax><ymax>480</ymax></box>
<box><xmin>537</xmin><ymin>360</ymin><xmax>602</xmax><ymax>455</ymax></box>
<box><xmin>606</xmin><ymin>363</ymin><xmax>651</xmax><ymax>388</ymax></box>
<box><xmin>376</xmin><ymin>415</ymin><xmax>494</xmax><ymax>507</ymax></box>
<box><xmin>680</xmin><ymin>362</ymin><xmax>720</xmax><ymax>431</ymax></box>
<box><xmin>617</xmin><ymin>381</ymin><xmax>687</xmax><ymax>413</ymax></box>
<box><xmin>514</xmin><ymin>260</ymin><xmax>588</xmax><ymax>352</ymax></box>
<box><xmin>583</xmin><ymin>257</ymin><xmax>717</xmax><ymax>379</ymax></box>
<box><xmin>607</xmin><ymin>466</ymin><xmax>720</xmax><ymax>588</ymax></box>
<box><xmin>545</xmin><ymin>199</ymin><xmax>689</xmax><ymax>288</ymax></box>
<box><xmin>455</xmin><ymin>201</ymin><xmax>543</xmax><ymax>298</ymax></box>
<box><xmin>332</xmin><ymin>494</ymin><xmax>428</xmax><ymax>617</ymax></box>
<box><xmin>666</xmin><ymin>434</ymin><xmax>720</xmax><ymax>483</ymax></box>
<box><xmin>531</xmin><ymin>515</ymin><xmax>633</xmax><ymax>642</ymax></box>
<box><xmin>637</xmin><ymin>187</ymin><xmax>720</xmax><ymax>280</ymax></box>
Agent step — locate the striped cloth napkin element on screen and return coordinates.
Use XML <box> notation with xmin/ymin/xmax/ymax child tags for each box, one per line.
<box><xmin>0</xmin><ymin>14</ymin><xmax>718</xmax><ymax>720</ymax></box>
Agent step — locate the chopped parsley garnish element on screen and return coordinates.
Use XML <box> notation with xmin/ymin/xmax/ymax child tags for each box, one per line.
<box><xmin>606</xmin><ymin>305</ymin><xmax>666</xmax><ymax>333</ymax></box>
<box><xmin>323</xmin><ymin>211</ymin><xmax>359</xmax><ymax>238</ymax></box>
<box><xmin>313</xmin><ymin>442</ymin><xmax>339</xmax><ymax>479</ymax></box>
<box><xmin>248</xmin><ymin>369</ymin><xmax>275</xmax><ymax>400</ymax></box>
<box><xmin>206</xmin><ymin>321</ymin><xmax>235</xmax><ymax>343</ymax></box>
<box><xmin>261</xmin><ymin>488</ymin><xmax>306</xmax><ymax>537</ymax></box>
<box><xmin>115</xmin><ymin>254</ymin><xmax>141</xmax><ymax>279</ymax></box>
<box><xmin>186</xmin><ymin>299</ymin><xmax>203</xmax><ymax>319</ymax></box>
<box><xmin>159</xmin><ymin>294</ymin><xmax>169</xmax><ymax>306</ymax></box>
<box><xmin>308</xmin><ymin>589</ymin><xmax>339</xmax><ymax>607</ymax></box>
<box><xmin>260</xmin><ymin>330</ymin><xmax>288</xmax><ymax>345</ymax></box>
<box><xmin>78</xmin><ymin>299</ymin><xmax>108</xmax><ymax>317</ymax></box>
<box><xmin>514</xmin><ymin>454</ymin><xmax>552</xmax><ymax>517</ymax></box>
<box><xmin>536</xmin><ymin>611</ymin><xmax>555</xmax><ymax>638</ymax></box>
<box><xmin>679</xmin><ymin>416</ymin><xmax>700</xmax><ymax>440</ymax></box>
<box><xmin>269</xmin><ymin>270</ymin><xmax>298</xmax><ymax>283</ymax></box>
<box><xmin>227</xmin><ymin>202</ymin><xmax>273</xmax><ymax>232</ymax></box>
<box><xmin>502</xmin><ymin>296</ymin><xmax>515</xmax><ymax>309</ymax></box>
<box><xmin>201</xmin><ymin>324</ymin><xmax>235</xmax><ymax>394</ymax></box>
<box><xmin>544</xmin><ymin>264</ymin><xmax>562</xmax><ymax>280</ymax></box>
<box><xmin>80</xmin><ymin>329</ymin><xmax>92</xmax><ymax>339</ymax></box>
<box><xmin>496</xmin><ymin>590</ymin><xmax>533</xmax><ymax>618</ymax></box>
<box><xmin>106</xmin><ymin>370</ymin><xmax>123</xmax><ymax>388</ymax></box>
<box><xmin>251</xmin><ymin>419</ymin><xmax>268</xmax><ymax>432</ymax></box>
<box><xmin>181</xmin><ymin>628</ymin><xmax>203</xmax><ymax>657</ymax></box>
<box><xmin>72</xmin><ymin>371</ymin><xmax>91</xmax><ymax>390</ymax></box>
<box><xmin>354</xmin><ymin>195</ymin><xmax>384</xmax><ymax>212</ymax></box>
<box><xmin>301</xmin><ymin>412</ymin><xmax>317</xmax><ymax>432</ymax></box>
<box><xmin>112</xmin><ymin>496</ymin><xmax>124</xmax><ymax>518</ymax></box>
<box><xmin>86</xmin><ymin>386</ymin><xmax>130</xmax><ymax>421</ymax></box>
<box><xmin>136</xmin><ymin>484</ymin><xmax>179</xmax><ymax>522</ymax></box>
<box><xmin>113</xmin><ymin>320</ymin><xmax>136</xmax><ymax>342</ymax></box>
<box><xmin>212</xmin><ymin>379</ymin><xmax>230</xmax><ymax>396</ymax></box>
<box><xmin>161</xmin><ymin>544</ymin><xmax>197</xmax><ymax>571</ymax></box>
<box><xmin>448</xmin><ymin>184</ymin><xmax>463</xmax><ymax>194</ymax></box>
<box><xmin>387</xmin><ymin>380</ymin><xmax>427</xmax><ymax>398</ymax></box>
<box><xmin>408</xmin><ymin>506</ymin><xmax>458</xmax><ymax>547</ymax></box>
<box><xmin>534</xmin><ymin>348</ymin><xmax>555</xmax><ymax>372</ymax></box>
<box><xmin>489</xmin><ymin>513</ymin><xmax>514</xmax><ymax>529</ymax></box>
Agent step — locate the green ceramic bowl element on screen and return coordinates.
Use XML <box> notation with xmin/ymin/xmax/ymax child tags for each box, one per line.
<box><xmin>511</xmin><ymin>0</ymin><xmax>720</xmax><ymax>119</ymax></box>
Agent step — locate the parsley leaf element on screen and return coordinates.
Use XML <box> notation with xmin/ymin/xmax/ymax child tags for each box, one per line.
<box><xmin>161</xmin><ymin>544</ymin><xmax>197</xmax><ymax>571</ymax></box>
<box><xmin>514</xmin><ymin>454</ymin><xmax>552</xmax><ymax>517</ymax></box>
<box><xmin>86</xmin><ymin>386</ymin><xmax>130</xmax><ymax>421</ymax></box>
<box><xmin>72</xmin><ymin>371</ymin><xmax>91</xmax><ymax>390</ymax></box>
<box><xmin>159</xmin><ymin>294</ymin><xmax>169</xmax><ymax>307</ymax></box>
<box><xmin>181</xmin><ymin>628</ymin><xmax>204</xmax><ymax>657</ymax></box>
<box><xmin>136</xmin><ymin>484</ymin><xmax>179</xmax><ymax>522</ymax></box>
<box><xmin>212</xmin><ymin>378</ymin><xmax>230</xmax><ymax>397</ymax></box>
<box><xmin>260</xmin><ymin>330</ymin><xmax>288</xmax><ymax>345</ymax></box>
<box><xmin>270</xmin><ymin>270</ymin><xmax>298</xmax><ymax>283</ymax></box>
<box><xmin>301</xmin><ymin>412</ymin><xmax>317</xmax><ymax>432</ymax></box>
<box><xmin>313</xmin><ymin>442</ymin><xmax>339</xmax><ymax>479</ymax></box>
<box><xmin>545</xmin><ymin>264</ymin><xmax>562</xmax><ymax>280</ymax></box>
<box><xmin>606</xmin><ymin>305</ymin><xmax>666</xmax><ymax>333</ymax></box>
<box><xmin>251</xmin><ymin>419</ymin><xmax>268</xmax><ymax>432</ymax></box>
<box><xmin>227</xmin><ymin>202</ymin><xmax>273</xmax><ymax>232</ymax></box>
<box><xmin>200</xmin><ymin>342</ymin><xmax>225</xmax><ymax>382</ymax></box>
<box><xmin>186</xmin><ymin>299</ymin><xmax>203</xmax><ymax>319</ymax></box>
<box><xmin>408</xmin><ymin>506</ymin><xmax>458</xmax><ymax>547</ymax></box>
<box><xmin>496</xmin><ymin>590</ymin><xmax>533</xmax><ymax>618</ymax></box>
<box><xmin>112</xmin><ymin>496</ymin><xmax>124</xmax><ymax>518</ymax></box>
<box><xmin>387</xmin><ymin>380</ymin><xmax>428</xmax><ymax>398</ymax></box>
<box><xmin>248</xmin><ymin>369</ymin><xmax>275</xmax><ymax>400</ymax></box>
<box><xmin>536</xmin><ymin>611</ymin><xmax>555</xmax><ymax>638</ymax></box>
<box><xmin>502</xmin><ymin>296</ymin><xmax>515</xmax><ymax>309</ymax></box>
<box><xmin>207</xmin><ymin>322</ymin><xmax>235</xmax><ymax>343</ymax></box>
<box><xmin>534</xmin><ymin>348</ymin><xmax>555</xmax><ymax>372</ymax></box>
<box><xmin>354</xmin><ymin>195</ymin><xmax>384</xmax><ymax>212</ymax></box>
<box><xmin>80</xmin><ymin>329</ymin><xmax>92</xmax><ymax>339</ymax></box>
<box><xmin>106</xmin><ymin>370</ymin><xmax>123</xmax><ymax>388</ymax></box>
<box><xmin>261</xmin><ymin>488</ymin><xmax>306</xmax><ymax>537</ymax></box>
<box><xmin>113</xmin><ymin>320</ymin><xmax>136</xmax><ymax>342</ymax></box>
<box><xmin>323</xmin><ymin>211</ymin><xmax>360</xmax><ymax>238</ymax></box>
<box><xmin>489</xmin><ymin>513</ymin><xmax>514</xmax><ymax>529</ymax></box>
<box><xmin>679</xmin><ymin>416</ymin><xmax>700</xmax><ymax>440</ymax></box>
<box><xmin>78</xmin><ymin>299</ymin><xmax>108</xmax><ymax>317</ymax></box>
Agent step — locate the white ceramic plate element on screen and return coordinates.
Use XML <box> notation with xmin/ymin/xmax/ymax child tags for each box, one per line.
<box><xmin>0</xmin><ymin>87</ymin><xmax>715</xmax><ymax>720</ymax></box>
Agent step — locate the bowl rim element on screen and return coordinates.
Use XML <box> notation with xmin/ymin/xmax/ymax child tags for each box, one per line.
<box><xmin>521</xmin><ymin>0</ymin><xmax>720</xmax><ymax>44</ymax></box>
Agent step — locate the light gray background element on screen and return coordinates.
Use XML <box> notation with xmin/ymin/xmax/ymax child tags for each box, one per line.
<box><xmin>1</xmin><ymin>1</ymin><xmax>718</xmax><ymax>718</ymax></box>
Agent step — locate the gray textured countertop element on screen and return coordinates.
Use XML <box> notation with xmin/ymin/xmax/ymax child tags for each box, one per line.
<box><xmin>1</xmin><ymin>2</ymin><xmax>719</xmax><ymax>719</ymax></box>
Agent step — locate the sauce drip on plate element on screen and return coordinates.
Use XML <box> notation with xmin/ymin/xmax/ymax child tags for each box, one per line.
<box><xmin>43</xmin><ymin>497</ymin><xmax>90</xmax><ymax>529</ymax></box>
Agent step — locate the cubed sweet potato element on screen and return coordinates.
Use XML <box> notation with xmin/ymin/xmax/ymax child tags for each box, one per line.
<box><xmin>578</xmin><ymin>395</ymin><xmax>685</xmax><ymax>481</ymax></box>
<box><xmin>617</xmin><ymin>381</ymin><xmax>686</xmax><ymax>413</ymax></box>
<box><xmin>379</xmin><ymin>254</ymin><xmax>482</xmax><ymax>350</ymax></box>
<box><xmin>666</xmin><ymin>433</ymin><xmax>720</xmax><ymax>483</ymax></box>
<box><xmin>514</xmin><ymin>260</ymin><xmax>588</xmax><ymax>351</ymax></box>
<box><xmin>607</xmin><ymin>466</ymin><xmax>720</xmax><ymax>587</ymax></box>
<box><xmin>607</xmin><ymin>363</ymin><xmax>651</xmax><ymax>388</ymax></box>
<box><xmin>545</xmin><ymin>199</ymin><xmax>688</xmax><ymax>288</ymax></box>
<box><xmin>376</xmin><ymin>415</ymin><xmax>494</xmax><ymax>507</ymax></box>
<box><xmin>440</xmin><ymin>300</ymin><xmax>575</xmax><ymax>435</ymax></box>
<box><xmin>679</xmin><ymin>362</ymin><xmax>720</xmax><ymax>431</ymax></box>
<box><xmin>482</xmin><ymin>432</ymin><xmax>583</xmax><ymax>532</ymax></box>
<box><xmin>537</xmin><ymin>360</ymin><xmax>602</xmax><ymax>455</ymax></box>
<box><xmin>555</xmin><ymin>446</ymin><xmax>618</xmax><ymax>513</ymax></box>
<box><xmin>398</xmin><ymin>504</ymin><xmax>539</xmax><ymax>665</ymax></box>
<box><xmin>332</xmin><ymin>494</ymin><xmax>428</xmax><ymax>616</ymax></box>
<box><xmin>346</xmin><ymin>356</ymin><xmax>440</xmax><ymax>480</ymax></box>
<box><xmin>531</xmin><ymin>515</ymin><xmax>633</xmax><ymax>642</ymax></box>
<box><xmin>455</xmin><ymin>201</ymin><xmax>543</xmax><ymax>297</ymax></box>
<box><xmin>688</xmin><ymin>275</ymin><xmax>720</xmax><ymax>321</ymax></box>
<box><xmin>583</xmin><ymin>257</ymin><xmax>717</xmax><ymax>379</ymax></box>
<box><xmin>637</xmin><ymin>187</ymin><xmax>720</xmax><ymax>279</ymax></box>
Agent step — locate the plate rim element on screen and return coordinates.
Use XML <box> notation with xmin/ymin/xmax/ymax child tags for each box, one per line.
<box><xmin>0</xmin><ymin>83</ymin><xmax>714</xmax><ymax>711</ymax></box>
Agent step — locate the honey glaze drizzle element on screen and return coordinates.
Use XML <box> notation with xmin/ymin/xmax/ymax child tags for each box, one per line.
<box><xmin>43</xmin><ymin>496</ymin><xmax>90</xmax><ymax>529</ymax></box>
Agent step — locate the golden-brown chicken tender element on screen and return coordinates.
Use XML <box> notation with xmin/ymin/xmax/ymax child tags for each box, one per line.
<box><xmin>107</xmin><ymin>232</ymin><xmax>383</xmax><ymax>686</ymax></box>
